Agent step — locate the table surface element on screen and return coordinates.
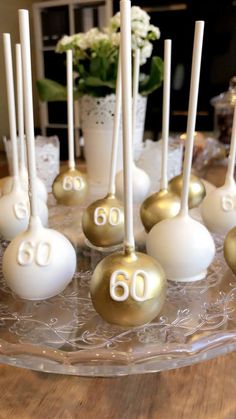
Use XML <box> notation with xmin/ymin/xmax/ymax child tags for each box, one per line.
<box><xmin>0</xmin><ymin>161</ymin><xmax>235</xmax><ymax>419</ymax></box>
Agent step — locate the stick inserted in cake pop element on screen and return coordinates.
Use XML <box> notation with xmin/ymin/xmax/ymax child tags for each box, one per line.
<box><xmin>89</xmin><ymin>0</ymin><xmax>166</xmax><ymax>327</ymax></box>
<box><xmin>201</xmin><ymin>105</ymin><xmax>236</xmax><ymax>235</ymax></box>
<box><xmin>82</xmin><ymin>52</ymin><xmax>124</xmax><ymax>249</ymax></box>
<box><xmin>52</xmin><ymin>49</ymin><xmax>87</xmax><ymax>206</ymax></box>
<box><xmin>115</xmin><ymin>47</ymin><xmax>151</xmax><ymax>204</ymax></box>
<box><xmin>2</xmin><ymin>43</ymin><xmax>48</xmax><ymax>203</ymax></box>
<box><xmin>3</xmin><ymin>9</ymin><xmax>76</xmax><ymax>300</ymax></box>
<box><xmin>147</xmin><ymin>21</ymin><xmax>215</xmax><ymax>282</ymax></box>
<box><xmin>140</xmin><ymin>40</ymin><xmax>180</xmax><ymax>232</ymax></box>
<box><xmin>16</xmin><ymin>43</ymin><xmax>48</xmax><ymax>202</ymax></box>
<box><xmin>16</xmin><ymin>44</ymin><xmax>26</xmax><ymax>177</ymax></box>
<box><xmin>0</xmin><ymin>34</ymin><xmax>31</xmax><ymax>240</ymax></box>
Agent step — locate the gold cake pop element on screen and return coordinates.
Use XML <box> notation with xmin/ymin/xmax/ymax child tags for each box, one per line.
<box><xmin>82</xmin><ymin>194</ymin><xmax>124</xmax><ymax>248</ymax></box>
<box><xmin>140</xmin><ymin>40</ymin><xmax>180</xmax><ymax>232</ymax></box>
<box><xmin>224</xmin><ymin>227</ymin><xmax>236</xmax><ymax>274</ymax></box>
<box><xmin>90</xmin><ymin>0</ymin><xmax>166</xmax><ymax>327</ymax></box>
<box><xmin>91</xmin><ymin>246</ymin><xmax>166</xmax><ymax>327</ymax></box>
<box><xmin>169</xmin><ymin>173</ymin><xmax>206</xmax><ymax>209</ymax></box>
<box><xmin>141</xmin><ymin>189</ymin><xmax>180</xmax><ymax>232</ymax></box>
<box><xmin>53</xmin><ymin>167</ymin><xmax>87</xmax><ymax>206</ymax></box>
<box><xmin>82</xmin><ymin>52</ymin><xmax>124</xmax><ymax>248</ymax></box>
<box><xmin>52</xmin><ymin>49</ymin><xmax>87</xmax><ymax>206</ymax></box>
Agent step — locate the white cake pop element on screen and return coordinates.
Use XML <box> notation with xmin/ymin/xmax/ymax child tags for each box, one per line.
<box><xmin>3</xmin><ymin>215</ymin><xmax>76</xmax><ymax>299</ymax></box>
<box><xmin>0</xmin><ymin>34</ymin><xmax>48</xmax><ymax>241</ymax></box>
<box><xmin>115</xmin><ymin>48</ymin><xmax>150</xmax><ymax>204</ymax></box>
<box><xmin>1</xmin><ymin>44</ymin><xmax>48</xmax><ymax>203</ymax></box>
<box><xmin>3</xmin><ymin>9</ymin><xmax>76</xmax><ymax>300</ymax></box>
<box><xmin>146</xmin><ymin>21</ymin><xmax>215</xmax><ymax>282</ymax></box>
<box><xmin>201</xmin><ymin>106</ymin><xmax>236</xmax><ymax>236</ymax></box>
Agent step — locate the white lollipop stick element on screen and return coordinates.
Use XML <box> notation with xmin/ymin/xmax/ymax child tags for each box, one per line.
<box><xmin>16</xmin><ymin>43</ymin><xmax>26</xmax><ymax>171</ymax></box>
<box><xmin>132</xmin><ymin>48</ymin><xmax>140</xmax><ymax>146</ymax></box>
<box><xmin>225</xmin><ymin>106</ymin><xmax>236</xmax><ymax>183</ymax></box>
<box><xmin>161</xmin><ymin>40</ymin><xmax>171</xmax><ymax>191</ymax></box>
<box><xmin>180</xmin><ymin>21</ymin><xmax>204</xmax><ymax>216</ymax></box>
<box><xmin>108</xmin><ymin>52</ymin><xmax>122</xmax><ymax>195</ymax></box>
<box><xmin>3</xmin><ymin>34</ymin><xmax>19</xmax><ymax>179</ymax></box>
<box><xmin>19</xmin><ymin>9</ymin><xmax>38</xmax><ymax>217</ymax></box>
<box><xmin>67</xmin><ymin>50</ymin><xmax>75</xmax><ymax>170</ymax></box>
<box><xmin>120</xmin><ymin>0</ymin><xmax>134</xmax><ymax>248</ymax></box>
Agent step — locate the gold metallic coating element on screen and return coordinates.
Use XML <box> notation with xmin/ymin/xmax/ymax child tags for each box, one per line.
<box><xmin>82</xmin><ymin>194</ymin><xmax>124</xmax><ymax>248</ymax></box>
<box><xmin>90</xmin><ymin>250</ymin><xmax>167</xmax><ymax>327</ymax></box>
<box><xmin>52</xmin><ymin>167</ymin><xmax>88</xmax><ymax>206</ymax></box>
<box><xmin>169</xmin><ymin>174</ymin><xmax>206</xmax><ymax>209</ymax></box>
<box><xmin>224</xmin><ymin>227</ymin><xmax>236</xmax><ymax>274</ymax></box>
<box><xmin>140</xmin><ymin>189</ymin><xmax>181</xmax><ymax>232</ymax></box>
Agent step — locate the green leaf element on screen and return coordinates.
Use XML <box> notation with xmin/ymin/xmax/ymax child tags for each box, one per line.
<box><xmin>36</xmin><ymin>78</ymin><xmax>80</xmax><ymax>102</ymax></box>
<box><xmin>37</xmin><ymin>79</ymin><xmax>67</xmax><ymax>102</ymax></box>
<box><xmin>84</xmin><ymin>76</ymin><xmax>116</xmax><ymax>89</ymax></box>
<box><xmin>139</xmin><ymin>56</ymin><xmax>163</xmax><ymax>96</ymax></box>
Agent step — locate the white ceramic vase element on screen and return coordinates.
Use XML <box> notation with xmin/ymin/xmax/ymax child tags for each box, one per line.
<box><xmin>80</xmin><ymin>93</ymin><xmax>147</xmax><ymax>188</ymax></box>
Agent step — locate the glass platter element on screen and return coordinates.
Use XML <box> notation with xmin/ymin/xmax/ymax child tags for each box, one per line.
<box><xmin>0</xmin><ymin>194</ymin><xmax>236</xmax><ymax>377</ymax></box>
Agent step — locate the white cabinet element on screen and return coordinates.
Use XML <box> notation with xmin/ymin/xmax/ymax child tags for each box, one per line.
<box><xmin>33</xmin><ymin>0</ymin><xmax>113</xmax><ymax>158</ymax></box>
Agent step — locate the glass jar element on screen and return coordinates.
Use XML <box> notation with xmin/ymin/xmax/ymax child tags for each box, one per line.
<box><xmin>211</xmin><ymin>77</ymin><xmax>236</xmax><ymax>144</ymax></box>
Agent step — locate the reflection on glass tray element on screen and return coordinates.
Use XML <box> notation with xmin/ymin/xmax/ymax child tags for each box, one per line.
<box><xmin>0</xmin><ymin>197</ymin><xmax>236</xmax><ymax>377</ymax></box>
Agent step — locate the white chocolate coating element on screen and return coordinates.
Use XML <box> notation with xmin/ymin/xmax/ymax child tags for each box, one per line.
<box><xmin>2</xmin><ymin>167</ymin><xmax>48</xmax><ymax>203</ymax></box>
<box><xmin>146</xmin><ymin>214</ymin><xmax>215</xmax><ymax>282</ymax></box>
<box><xmin>3</xmin><ymin>216</ymin><xmax>76</xmax><ymax>300</ymax></box>
<box><xmin>115</xmin><ymin>164</ymin><xmax>151</xmax><ymax>204</ymax></box>
<box><xmin>0</xmin><ymin>183</ymin><xmax>48</xmax><ymax>241</ymax></box>
<box><xmin>201</xmin><ymin>182</ymin><xmax>236</xmax><ymax>236</ymax></box>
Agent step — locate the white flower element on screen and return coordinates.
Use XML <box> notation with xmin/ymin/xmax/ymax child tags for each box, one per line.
<box><xmin>73</xmin><ymin>33</ymin><xmax>88</xmax><ymax>50</ymax></box>
<box><xmin>148</xmin><ymin>25</ymin><xmax>161</xmax><ymax>40</ymax></box>
<box><xmin>60</xmin><ymin>35</ymin><xmax>74</xmax><ymax>46</ymax></box>
<box><xmin>131</xmin><ymin>6</ymin><xmax>150</xmax><ymax>25</ymax></box>
<box><xmin>84</xmin><ymin>28</ymin><xmax>109</xmax><ymax>48</ymax></box>
<box><xmin>140</xmin><ymin>42</ymin><xmax>153</xmax><ymax>65</ymax></box>
<box><xmin>109</xmin><ymin>12</ymin><xmax>121</xmax><ymax>31</ymax></box>
<box><xmin>131</xmin><ymin>21</ymin><xmax>149</xmax><ymax>38</ymax></box>
<box><xmin>56</xmin><ymin>35</ymin><xmax>74</xmax><ymax>52</ymax></box>
<box><xmin>106</xmin><ymin>5</ymin><xmax>160</xmax><ymax>65</ymax></box>
<box><xmin>110</xmin><ymin>32</ymin><xmax>120</xmax><ymax>47</ymax></box>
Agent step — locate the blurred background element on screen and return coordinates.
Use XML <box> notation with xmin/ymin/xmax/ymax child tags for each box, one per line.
<box><xmin>0</xmin><ymin>0</ymin><xmax>235</xmax><ymax>158</ymax></box>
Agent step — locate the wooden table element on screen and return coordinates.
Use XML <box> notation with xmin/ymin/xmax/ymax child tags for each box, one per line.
<box><xmin>0</xmin><ymin>162</ymin><xmax>235</xmax><ymax>419</ymax></box>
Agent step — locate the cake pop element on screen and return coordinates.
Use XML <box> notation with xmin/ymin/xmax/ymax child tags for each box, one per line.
<box><xmin>3</xmin><ymin>9</ymin><xmax>76</xmax><ymax>300</ymax></box>
<box><xmin>169</xmin><ymin>173</ymin><xmax>206</xmax><ymax>209</ymax></box>
<box><xmin>2</xmin><ymin>44</ymin><xmax>48</xmax><ymax>203</ymax></box>
<box><xmin>140</xmin><ymin>40</ymin><xmax>180</xmax><ymax>232</ymax></box>
<box><xmin>0</xmin><ymin>33</ymin><xmax>48</xmax><ymax>241</ymax></box>
<box><xmin>90</xmin><ymin>0</ymin><xmax>166</xmax><ymax>327</ymax></box>
<box><xmin>82</xmin><ymin>53</ymin><xmax>124</xmax><ymax>249</ymax></box>
<box><xmin>115</xmin><ymin>47</ymin><xmax>151</xmax><ymax>204</ymax></box>
<box><xmin>146</xmin><ymin>21</ymin><xmax>215</xmax><ymax>282</ymax></box>
<box><xmin>201</xmin><ymin>106</ymin><xmax>236</xmax><ymax>235</ymax></box>
<box><xmin>52</xmin><ymin>49</ymin><xmax>87</xmax><ymax>206</ymax></box>
<box><xmin>224</xmin><ymin>224</ymin><xmax>236</xmax><ymax>274</ymax></box>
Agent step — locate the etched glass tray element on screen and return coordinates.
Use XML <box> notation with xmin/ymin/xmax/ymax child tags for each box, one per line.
<box><xmin>0</xmin><ymin>196</ymin><xmax>236</xmax><ymax>377</ymax></box>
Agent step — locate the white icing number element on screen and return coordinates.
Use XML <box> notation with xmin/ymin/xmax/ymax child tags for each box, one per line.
<box><xmin>110</xmin><ymin>269</ymin><xmax>149</xmax><ymax>302</ymax></box>
<box><xmin>221</xmin><ymin>195</ymin><xmax>236</xmax><ymax>212</ymax></box>
<box><xmin>63</xmin><ymin>176</ymin><xmax>83</xmax><ymax>191</ymax></box>
<box><xmin>94</xmin><ymin>207</ymin><xmax>122</xmax><ymax>226</ymax></box>
<box><xmin>14</xmin><ymin>201</ymin><xmax>29</xmax><ymax>220</ymax></box>
<box><xmin>17</xmin><ymin>240</ymin><xmax>52</xmax><ymax>266</ymax></box>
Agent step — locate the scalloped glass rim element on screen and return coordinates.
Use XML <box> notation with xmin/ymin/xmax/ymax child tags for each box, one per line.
<box><xmin>1</xmin><ymin>227</ymin><xmax>236</xmax><ymax>377</ymax></box>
